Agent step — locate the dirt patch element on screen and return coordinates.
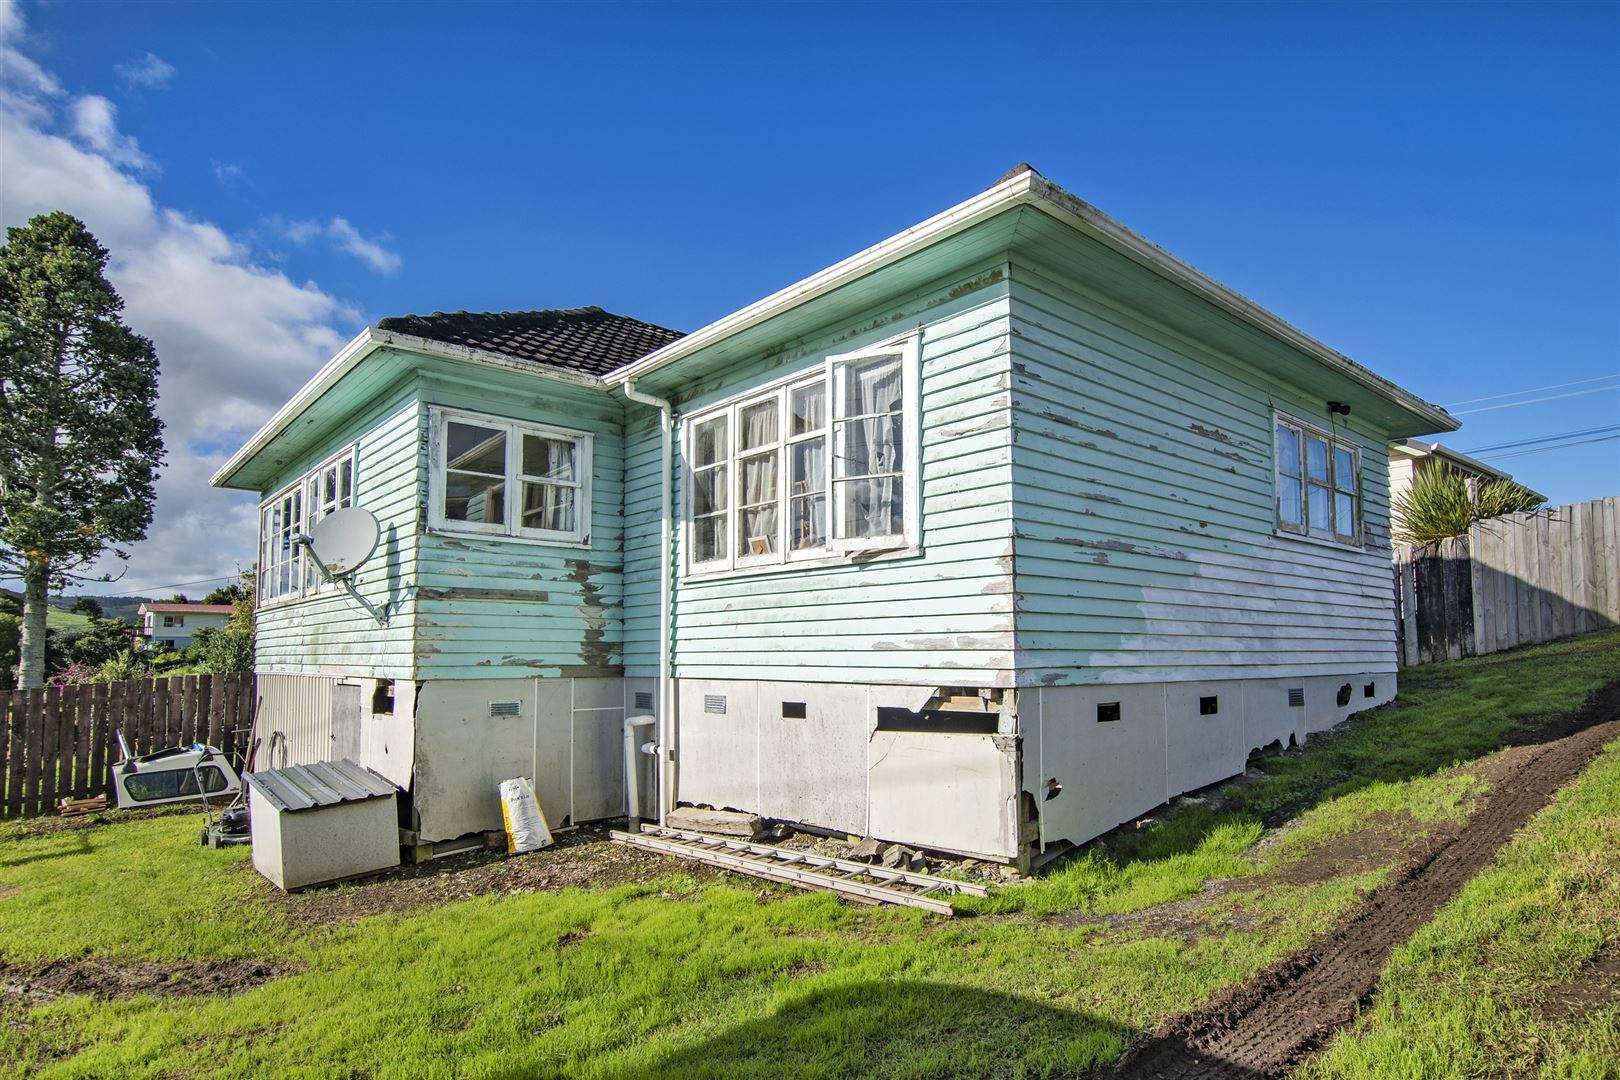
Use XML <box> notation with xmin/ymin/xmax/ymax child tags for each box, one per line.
<box><xmin>0</xmin><ymin>953</ymin><xmax>284</xmax><ymax>1005</ymax></box>
<box><xmin>0</xmin><ymin>802</ymin><xmax>209</xmax><ymax>843</ymax></box>
<box><xmin>268</xmin><ymin>825</ymin><xmax>742</xmax><ymax>927</ymax></box>
<box><xmin>1106</xmin><ymin>680</ymin><xmax>1620</xmax><ymax>1080</ymax></box>
<box><xmin>1533</xmin><ymin>947</ymin><xmax>1620</xmax><ymax>1020</ymax></box>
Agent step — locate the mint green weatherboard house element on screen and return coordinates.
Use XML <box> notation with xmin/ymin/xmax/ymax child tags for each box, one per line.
<box><xmin>211</xmin><ymin>165</ymin><xmax>1458</xmax><ymax>867</ymax></box>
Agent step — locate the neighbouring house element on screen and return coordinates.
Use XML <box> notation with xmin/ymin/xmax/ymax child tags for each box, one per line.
<box><xmin>1388</xmin><ymin>439</ymin><xmax>1544</xmax><ymax>511</ymax></box>
<box><xmin>210</xmin><ymin>165</ymin><xmax>1458</xmax><ymax>867</ymax></box>
<box><xmin>138</xmin><ymin>602</ymin><xmax>235</xmax><ymax>651</ymax></box>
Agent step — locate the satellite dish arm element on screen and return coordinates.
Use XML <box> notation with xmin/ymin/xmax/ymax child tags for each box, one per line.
<box><xmin>294</xmin><ymin>535</ymin><xmax>404</xmax><ymax>626</ymax></box>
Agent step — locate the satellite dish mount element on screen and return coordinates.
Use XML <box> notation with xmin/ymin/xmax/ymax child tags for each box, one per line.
<box><xmin>294</xmin><ymin>507</ymin><xmax>400</xmax><ymax>625</ymax></box>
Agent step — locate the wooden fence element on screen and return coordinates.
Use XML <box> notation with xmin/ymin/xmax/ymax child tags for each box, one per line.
<box><xmin>1395</xmin><ymin>495</ymin><xmax>1620</xmax><ymax>666</ymax></box>
<box><xmin>0</xmin><ymin>673</ymin><xmax>255</xmax><ymax>819</ymax></box>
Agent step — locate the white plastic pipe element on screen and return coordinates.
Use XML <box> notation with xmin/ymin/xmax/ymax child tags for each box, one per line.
<box><xmin>620</xmin><ymin>378</ymin><xmax>674</xmax><ymax>827</ymax></box>
<box><xmin>623</xmin><ymin>713</ymin><xmax>658</xmax><ymax>831</ymax></box>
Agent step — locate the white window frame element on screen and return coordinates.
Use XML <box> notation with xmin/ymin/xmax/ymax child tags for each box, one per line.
<box><xmin>257</xmin><ymin>443</ymin><xmax>359</xmax><ymax>608</ymax></box>
<box><xmin>426</xmin><ymin>406</ymin><xmax>592</xmax><ymax>548</ymax></box>
<box><xmin>1273</xmin><ymin>411</ymin><xmax>1363</xmax><ymax>547</ymax></box>
<box><xmin>682</xmin><ymin>332</ymin><xmax>921</xmax><ymax>578</ymax></box>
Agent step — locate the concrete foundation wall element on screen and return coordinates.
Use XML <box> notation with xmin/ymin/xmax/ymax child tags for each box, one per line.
<box><xmin>257</xmin><ymin>672</ymin><xmax>636</xmax><ymax>844</ymax></box>
<box><xmin>1025</xmin><ymin>672</ymin><xmax>1395</xmax><ymax>850</ymax></box>
<box><xmin>412</xmin><ymin>675</ymin><xmax>628</xmax><ymax>842</ymax></box>
<box><xmin>674</xmin><ymin>677</ymin><xmax>1017</xmax><ymax>857</ymax></box>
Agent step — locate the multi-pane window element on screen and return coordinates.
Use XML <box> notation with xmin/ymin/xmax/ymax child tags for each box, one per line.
<box><xmin>1275</xmin><ymin>413</ymin><xmax>1361</xmax><ymax>544</ymax></box>
<box><xmin>429</xmin><ymin>408</ymin><xmax>590</xmax><ymax>545</ymax></box>
<box><xmin>685</xmin><ymin>336</ymin><xmax>918</xmax><ymax>575</ymax></box>
<box><xmin>259</xmin><ymin>484</ymin><xmax>304</xmax><ymax>604</ymax></box>
<box><xmin>259</xmin><ymin>445</ymin><xmax>358</xmax><ymax>605</ymax></box>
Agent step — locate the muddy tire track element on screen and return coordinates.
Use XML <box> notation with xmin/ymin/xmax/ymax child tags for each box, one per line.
<box><xmin>1108</xmin><ymin>682</ymin><xmax>1620</xmax><ymax>1080</ymax></box>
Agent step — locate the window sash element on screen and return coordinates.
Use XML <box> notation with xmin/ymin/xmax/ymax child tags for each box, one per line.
<box><xmin>429</xmin><ymin>407</ymin><xmax>591</xmax><ymax>545</ymax></box>
<box><xmin>684</xmin><ymin>334</ymin><xmax>918</xmax><ymax>576</ymax></box>
<box><xmin>1274</xmin><ymin>413</ymin><xmax>1362</xmax><ymax>545</ymax></box>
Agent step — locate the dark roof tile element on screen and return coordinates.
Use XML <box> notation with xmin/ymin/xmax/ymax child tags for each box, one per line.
<box><xmin>376</xmin><ymin>306</ymin><xmax>682</xmax><ymax>378</ymax></box>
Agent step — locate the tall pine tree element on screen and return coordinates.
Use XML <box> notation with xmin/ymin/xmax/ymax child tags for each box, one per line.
<box><xmin>0</xmin><ymin>213</ymin><xmax>164</xmax><ymax>688</ymax></box>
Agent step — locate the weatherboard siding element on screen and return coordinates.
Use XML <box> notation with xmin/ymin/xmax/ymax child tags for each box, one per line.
<box><xmin>625</xmin><ymin>264</ymin><xmax>1018</xmax><ymax>686</ymax></box>
<box><xmin>254</xmin><ymin>385</ymin><xmax>421</xmax><ymax>680</ymax></box>
<box><xmin>1007</xmin><ymin>259</ymin><xmax>1397</xmax><ymax>685</ymax></box>
<box><xmin>411</xmin><ymin>362</ymin><xmax>627</xmax><ymax>679</ymax></box>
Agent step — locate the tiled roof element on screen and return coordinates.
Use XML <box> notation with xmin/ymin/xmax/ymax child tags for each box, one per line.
<box><xmin>141</xmin><ymin>603</ymin><xmax>236</xmax><ymax>614</ymax></box>
<box><xmin>375</xmin><ymin>306</ymin><xmax>683</xmax><ymax>378</ymax></box>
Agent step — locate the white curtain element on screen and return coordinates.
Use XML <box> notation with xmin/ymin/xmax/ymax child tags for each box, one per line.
<box><xmin>841</xmin><ymin>357</ymin><xmax>901</xmax><ymax>537</ymax></box>
<box><xmin>739</xmin><ymin>452</ymin><xmax>778</xmax><ymax>554</ymax></box>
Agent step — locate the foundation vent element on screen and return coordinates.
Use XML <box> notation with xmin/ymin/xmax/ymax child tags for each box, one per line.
<box><xmin>1287</xmin><ymin>688</ymin><xmax>1305</xmax><ymax>708</ymax></box>
<box><xmin>703</xmin><ymin>694</ymin><xmax>727</xmax><ymax>715</ymax></box>
<box><xmin>635</xmin><ymin>691</ymin><xmax>654</xmax><ymax>710</ymax></box>
<box><xmin>489</xmin><ymin>700</ymin><xmax>522</xmax><ymax>718</ymax></box>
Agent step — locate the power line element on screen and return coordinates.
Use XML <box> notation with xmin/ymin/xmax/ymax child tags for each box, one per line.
<box><xmin>70</xmin><ymin>572</ymin><xmax>241</xmax><ymax>600</ymax></box>
<box><xmin>1451</xmin><ymin>383</ymin><xmax>1620</xmax><ymax>417</ymax></box>
<box><xmin>1458</xmin><ymin>424</ymin><xmax>1620</xmax><ymax>455</ymax></box>
<box><xmin>1444</xmin><ymin>373</ymin><xmax>1620</xmax><ymax>409</ymax></box>
<box><xmin>1476</xmin><ymin>433</ymin><xmax>1620</xmax><ymax>462</ymax></box>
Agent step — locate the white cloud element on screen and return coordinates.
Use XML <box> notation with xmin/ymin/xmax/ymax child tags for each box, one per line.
<box><xmin>0</xmin><ymin>2</ymin><xmax>361</xmax><ymax>595</ymax></box>
<box><xmin>70</xmin><ymin>94</ymin><xmax>152</xmax><ymax>170</ymax></box>
<box><xmin>0</xmin><ymin>0</ymin><xmax>58</xmax><ymax>120</ymax></box>
<box><xmin>212</xmin><ymin>160</ymin><xmax>247</xmax><ymax>186</ymax></box>
<box><xmin>114</xmin><ymin>51</ymin><xmax>175</xmax><ymax>90</ymax></box>
<box><xmin>279</xmin><ymin>214</ymin><xmax>402</xmax><ymax>275</ymax></box>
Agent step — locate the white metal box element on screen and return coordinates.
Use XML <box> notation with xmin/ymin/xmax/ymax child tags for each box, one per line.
<box><xmin>247</xmin><ymin>759</ymin><xmax>400</xmax><ymax>891</ymax></box>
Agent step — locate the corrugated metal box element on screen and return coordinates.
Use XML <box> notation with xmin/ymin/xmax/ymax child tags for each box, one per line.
<box><xmin>247</xmin><ymin>759</ymin><xmax>400</xmax><ymax>890</ymax></box>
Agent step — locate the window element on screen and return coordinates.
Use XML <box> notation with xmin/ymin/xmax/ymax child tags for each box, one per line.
<box><xmin>163</xmin><ymin>615</ymin><xmax>176</xmax><ymax>627</ymax></box>
<box><xmin>429</xmin><ymin>408</ymin><xmax>590</xmax><ymax>545</ymax></box>
<box><xmin>684</xmin><ymin>334</ymin><xmax>919</xmax><ymax>575</ymax></box>
<box><xmin>258</xmin><ymin>445</ymin><xmax>358</xmax><ymax>605</ymax></box>
<box><xmin>1274</xmin><ymin>413</ymin><xmax>1362</xmax><ymax>545</ymax></box>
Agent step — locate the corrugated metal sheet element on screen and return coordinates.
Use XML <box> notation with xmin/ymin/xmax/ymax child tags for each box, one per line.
<box><xmin>248</xmin><ymin>758</ymin><xmax>397</xmax><ymax>813</ymax></box>
<box><xmin>253</xmin><ymin>673</ymin><xmax>337</xmax><ymax>769</ymax></box>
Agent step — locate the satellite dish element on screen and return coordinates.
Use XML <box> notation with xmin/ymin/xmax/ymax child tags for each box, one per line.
<box><xmin>307</xmin><ymin>507</ymin><xmax>379</xmax><ymax>576</ymax></box>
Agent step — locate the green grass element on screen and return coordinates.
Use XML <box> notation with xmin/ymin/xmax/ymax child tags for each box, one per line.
<box><xmin>1301</xmin><ymin>728</ymin><xmax>1620</xmax><ymax>1079</ymax></box>
<box><xmin>43</xmin><ymin>607</ymin><xmax>92</xmax><ymax>631</ymax></box>
<box><xmin>966</xmin><ymin>630</ymin><xmax>1620</xmax><ymax>917</ymax></box>
<box><xmin>2</xmin><ymin>631</ymin><xmax>1618</xmax><ymax>1078</ymax></box>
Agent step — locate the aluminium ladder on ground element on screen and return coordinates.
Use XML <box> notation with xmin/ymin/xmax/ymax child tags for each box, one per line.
<box><xmin>609</xmin><ymin>823</ymin><xmax>990</xmax><ymax>915</ymax></box>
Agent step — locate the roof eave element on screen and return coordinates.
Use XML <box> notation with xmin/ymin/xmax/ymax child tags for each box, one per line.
<box><xmin>210</xmin><ymin>328</ymin><xmax>611</xmax><ymax>490</ymax></box>
<box><xmin>608</xmin><ymin>170</ymin><xmax>1458</xmax><ymax>436</ymax></box>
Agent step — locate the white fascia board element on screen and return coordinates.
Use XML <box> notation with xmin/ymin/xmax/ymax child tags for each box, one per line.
<box><xmin>610</xmin><ymin>169</ymin><xmax>1042</xmax><ymax>386</ymax></box>
<box><xmin>1394</xmin><ymin>439</ymin><xmax>1543</xmax><ymax>499</ymax></box>
<box><xmin>210</xmin><ymin>328</ymin><xmax>608</xmax><ymax>489</ymax></box>
<box><xmin>1020</xmin><ymin>176</ymin><xmax>1459</xmax><ymax>435</ymax></box>
<box><xmin>608</xmin><ymin>169</ymin><xmax>1458</xmax><ymax>436</ymax></box>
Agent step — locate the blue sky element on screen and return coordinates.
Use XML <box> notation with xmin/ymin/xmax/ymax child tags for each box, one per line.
<box><xmin>3</xmin><ymin>0</ymin><xmax>1617</xmax><ymax>595</ymax></box>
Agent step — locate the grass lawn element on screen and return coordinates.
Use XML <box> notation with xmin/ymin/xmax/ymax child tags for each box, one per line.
<box><xmin>2</xmin><ymin>631</ymin><xmax>1619</xmax><ymax>1079</ymax></box>
<box><xmin>43</xmin><ymin>608</ymin><xmax>92</xmax><ymax>632</ymax></box>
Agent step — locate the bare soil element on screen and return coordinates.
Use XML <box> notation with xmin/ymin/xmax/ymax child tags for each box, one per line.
<box><xmin>1533</xmin><ymin>947</ymin><xmax>1620</xmax><ymax>1021</ymax></box>
<box><xmin>1106</xmin><ymin>680</ymin><xmax>1620</xmax><ymax>1080</ymax></box>
<box><xmin>0</xmin><ymin>954</ymin><xmax>283</xmax><ymax>1005</ymax></box>
<box><xmin>266</xmin><ymin>824</ymin><xmax>740</xmax><ymax>927</ymax></box>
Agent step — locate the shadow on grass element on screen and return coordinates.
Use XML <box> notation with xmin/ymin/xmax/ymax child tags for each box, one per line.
<box><xmin>612</xmin><ymin>980</ymin><xmax>1269</xmax><ymax>1079</ymax></box>
<box><xmin>0</xmin><ymin>830</ymin><xmax>92</xmax><ymax>869</ymax></box>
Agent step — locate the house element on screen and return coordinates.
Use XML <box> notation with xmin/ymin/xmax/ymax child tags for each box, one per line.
<box><xmin>210</xmin><ymin>165</ymin><xmax>1457</xmax><ymax>867</ymax></box>
<box><xmin>1388</xmin><ymin>438</ymin><xmax>1543</xmax><ymax>511</ymax></box>
<box><xmin>138</xmin><ymin>602</ymin><xmax>235</xmax><ymax>651</ymax></box>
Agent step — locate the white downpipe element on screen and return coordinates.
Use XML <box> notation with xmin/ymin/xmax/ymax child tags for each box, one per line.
<box><xmin>620</xmin><ymin>378</ymin><xmax>675</xmax><ymax>827</ymax></box>
<box><xmin>622</xmin><ymin>714</ymin><xmax>657</xmax><ymax>831</ymax></box>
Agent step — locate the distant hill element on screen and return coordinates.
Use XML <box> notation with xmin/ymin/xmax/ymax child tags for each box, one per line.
<box><xmin>0</xmin><ymin>587</ymin><xmax>145</xmax><ymax>628</ymax></box>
